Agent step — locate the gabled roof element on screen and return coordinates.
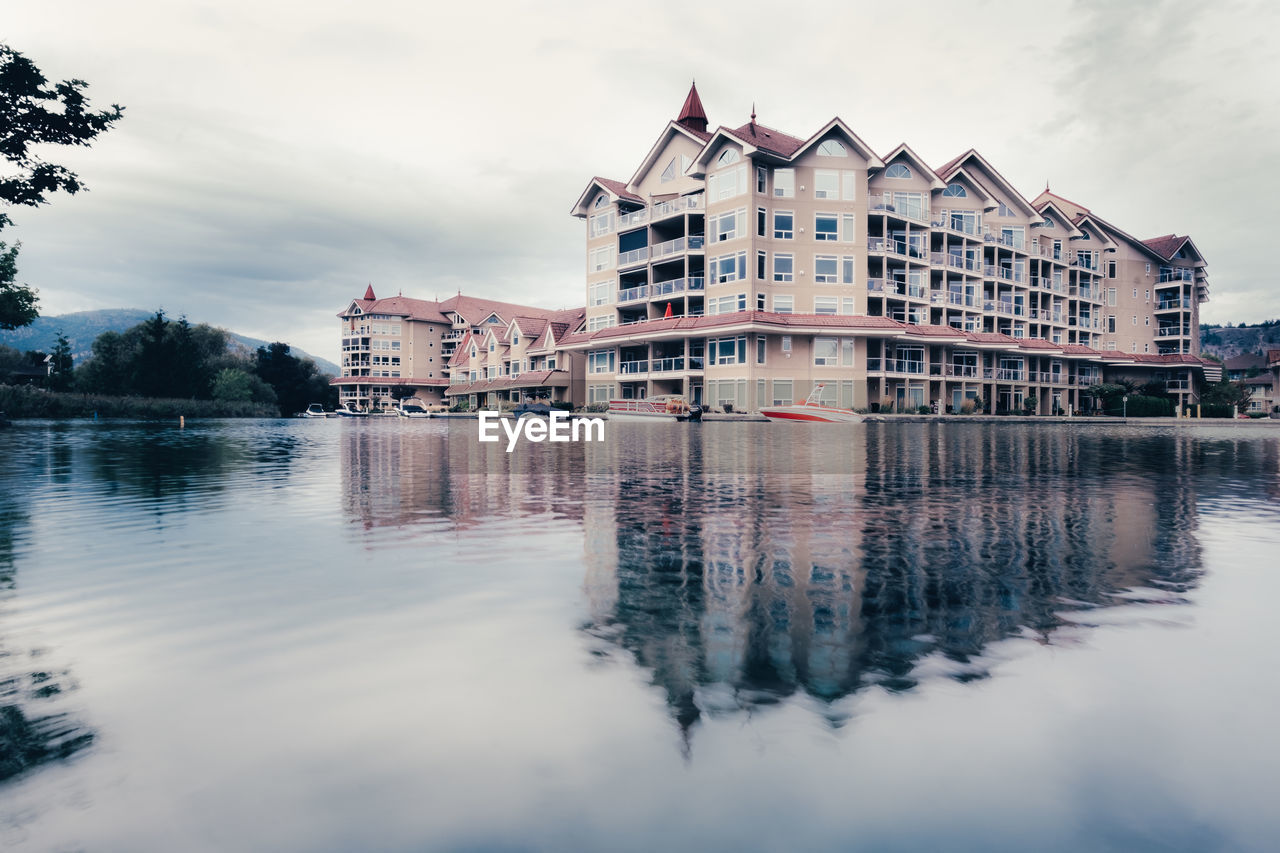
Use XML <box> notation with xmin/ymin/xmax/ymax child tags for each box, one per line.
<box><xmin>878</xmin><ymin>143</ymin><xmax>945</xmax><ymax>189</ymax></box>
<box><xmin>1034</xmin><ymin>199</ymin><xmax>1085</xmax><ymax>238</ymax></box>
<box><xmin>781</xmin><ymin>118</ymin><xmax>884</xmax><ymax>168</ymax></box>
<box><xmin>727</xmin><ymin>120</ymin><xmax>807</xmax><ymax>158</ymax></box>
<box><xmin>1142</xmin><ymin>234</ymin><xmax>1188</xmax><ymax>259</ymax></box>
<box><xmin>570</xmin><ymin>176</ymin><xmax>644</xmax><ymax>217</ymax></box>
<box><xmin>624</xmin><ymin>121</ymin><xmax>712</xmax><ymax>194</ymax></box>
<box><xmin>939</xmin><ymin>166</ymin><xmax>998</xmax><ymax>208</ymax></box>
<box><xmin>935</xmin><ymin>150</ymin><xmax>1039</xmax><ymax>218</ymax></box>
<box><xmin>1071</xmin><ymin>215</ymin><xmax>1119</xmax><ymax>251</ymax></box>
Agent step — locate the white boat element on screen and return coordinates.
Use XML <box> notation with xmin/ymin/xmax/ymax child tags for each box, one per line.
<box><xmin>397</xmin><ymin>400</ymin><xmax>432</xmax><ymax>418</ymax></box>
<box><xmin>760</xmin><ymin>385</ymin><xmax>864</xmax><ymax>423</ymax></box>
<box><xmin>300</xmin><ymin>403</ymin><xmax>330</xmax><ymax>418</ymax></box>
<box><xmin>335</xmin><ymin>404</ymin><xmax>367</xmax><ymax>418</ymax></box>
<box><xmin>607</xmin><ymin>395</ymin><xmax>702</xmax><ymax>422</ymax></box>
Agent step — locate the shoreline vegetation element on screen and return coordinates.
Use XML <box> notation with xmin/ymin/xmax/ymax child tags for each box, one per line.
<box><xmin>0</xmin><ymin>385</ymin><xmax>277</xmax><ymax>419</ymax></box>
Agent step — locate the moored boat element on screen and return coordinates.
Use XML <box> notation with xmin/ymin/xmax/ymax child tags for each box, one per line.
<box><xmin>607</xmin><ymin>396</ymin><xmax>702</xmax><ymax>422</ymax></box>
<box><xmin>335</xmin><ymin>404</ymin><xmax>367</xmax><ymax>418</ymax></box>
<box><xmin>397</xmin><ymin>401</ymin><xmax>432</xmax><ymax>418</ymax></box>
<box><xmin>760</xmin><ymin>385</ymin><xmax>863</xmax><ymax>423</ymax></box>
<box><xmin>300</xmin><ymin>403</ymin><xmax>330</xmax><ymax>418</ymax></box>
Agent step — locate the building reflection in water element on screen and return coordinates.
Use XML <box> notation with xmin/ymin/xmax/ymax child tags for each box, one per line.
<box><xmin>580</xmin><ymin>424</ymin><xmax>1213</xmax><ymax>746</ymax></box>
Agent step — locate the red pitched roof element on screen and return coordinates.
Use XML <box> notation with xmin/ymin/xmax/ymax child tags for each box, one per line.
<box><xmin>676</xmin><ymin>82</ymin><xmax>708</xmax><ymax>134</ymax></box>
<box><xmin>1141</xmin><ymin>234</ymin><xmax>1188</xmax><ymax>260</ymax></box>
<box><xmin>363</xmin><ymin>284</ymin><xmax>376</xmax><ymax>300</ymax></box>
<box><xmin>592</xmin><ymin>177</ymin><xmax>643</xmax><ymax>204</ymax></box>
<box><xmin>728</xmin><ymin>121</ymin><xmax>806</xmax><ymax>157</ymax></box>
<box><xmin>1268</xmin><ymin>350</ymin><xmax>1280</xmax><ymax>367</ymax></box>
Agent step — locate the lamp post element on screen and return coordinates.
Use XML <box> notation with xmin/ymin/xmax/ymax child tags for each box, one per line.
<box><xmin>1123</xmin><ymin>394</ymin><xmax>1128</xmax><ymax>419</ymax></box>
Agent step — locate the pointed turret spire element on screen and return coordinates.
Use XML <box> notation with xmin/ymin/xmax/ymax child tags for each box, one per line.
<box><xmin>676</xmin><ymin>80</ymin><xmax>708</xmax><ymax>134</ymax></box>
<box><xmin>364</xmin><ymin>283</ymin><xmax>376</xmax><ymax>301</ymax></box>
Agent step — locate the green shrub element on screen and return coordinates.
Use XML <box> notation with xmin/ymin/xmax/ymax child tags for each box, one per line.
<box><xmin>585</xmin><ymin>402</ymin><xmax>609</xmax><ymax>413</ymax></box>
<box><xmin>0</xmin><ymin>385</ymin><xmax>276</xmax><ymax>418</ymax></box>
<box><xmin>1200</xmin><ymin>403</ymin><xmax>1234</xmax><ymax>419</ymax></box>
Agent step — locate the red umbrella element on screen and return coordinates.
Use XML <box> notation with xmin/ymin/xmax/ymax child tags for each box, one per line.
<box><xmin>663</xmin><ymin>303</ymin><xmax>673</xmax><ymax>319</ymax></box>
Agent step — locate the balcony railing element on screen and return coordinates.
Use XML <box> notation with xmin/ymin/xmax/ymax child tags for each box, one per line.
<box><xmin>618</xmin><ymin>246</ymin><xmax>649</xmax><ymax>267</ymax></box>
<box><xmin>868</xmin><ymin>194</ymin><xmax>931</xmax><ymax>223</ymax></box>
<box><xmin>1157</xmin><ymin>326</ymin><xmax>1191</xmax><ymax>337</ymax></box>
<box><xmin>651</xmin><ymin>276</ymin><xmax>704</xmax><ymax>297</ymax></box>
<box><xmin>651</xmin><ymin>235</ymin><xmax>705</xmax><ymax>260</ymax></box>
<box><xmin>866</xmin><ymin>357</ymin><xmax>927</xmax><ymax>374</ymax></box>
<box><xmin>617</xmin><ymin>209</ymin><xmax>649</xmax><ymax>228</ymax></box>
<box><xmin>1166</xmin><ymin>379</ymin><xmax>1192</xmax><ymax>391</ymax></box>
<box><xmin>933</xmin><ymin>252</ymin><xmax>983</xmax><ymax>272</ymax></box>
<box><xmin>945</xmin><ymin>291</ymin><xmax>980</xmax><ymax>308</ymax></box>
<box><xmin>618</xmin><ymin>285</ymin><xmax>648</xmax><ymax>303</ymax></box>
<box><xmin>869</xmin><ymin>236</ymin><xmax>926</xmax><ymax>258</ymax></box>
<box><xmin>1155</xmin><ymin>298</ymin><xmax>1191</xmax><ymax>311</ymax></box>
<box><xmin>652</xmin><ymin>194</ymin><xmax>704</xmax><ymax>219</ymax></box>
<box><xmin>619</xmin><ymin>360</ymin><xmax>648</xmax><ymax>375</ymax></box>
<box><xmin>1158</xmin><ymin>267</ymin><xmax>1194</xmax><ymax>283</ymax></box>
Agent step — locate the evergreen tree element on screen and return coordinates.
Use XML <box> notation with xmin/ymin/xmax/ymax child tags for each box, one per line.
<box><xmin>49</xmin><ymin>330</ymin><xmax>73</xmax><ymax>390</ymax></box>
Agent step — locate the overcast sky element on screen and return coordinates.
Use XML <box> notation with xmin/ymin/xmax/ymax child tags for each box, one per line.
<box><xmin>4</xmin><ymin>0</ymin><xmax>1278</xmax><ymax>362</ymax></box>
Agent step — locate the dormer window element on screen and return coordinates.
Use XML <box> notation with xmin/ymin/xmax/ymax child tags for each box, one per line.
<box><xmin>942</xmin><ymin>182</ymin><xmax>967</xmax><ymax>198</ymax></box>
<box><xmin>818</xmin><ymin>140</ymin><xmax>847</xmax><ymax>157</ymax></box>
<box><xmin>594</xmin><ymin>195</ymin><xmax>607</xmax><ymax>209</ymax></box>
<box><xmin>660</xmin><ymin>158</ymin><xmax>677</xmax><ymax>182</ymax></box>
<box><xmin>886</xmin><ymin>164</ymin><xmax>912</xmax><ymax>179</ymax></box>
<box><xmin>717</xmin><ymin>148</ymin><xmax>741</xmax><ymax>167</ymax></box>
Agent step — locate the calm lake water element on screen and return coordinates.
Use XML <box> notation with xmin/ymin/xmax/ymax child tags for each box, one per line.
<box><xmin>1</xmin><ymin>418</ymin><xmax>1278</xmax><ymax>852</ymax></box>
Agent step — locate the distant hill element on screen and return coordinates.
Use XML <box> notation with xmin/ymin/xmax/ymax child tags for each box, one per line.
<box><xmin>1200</xmin><ymin>321</ymin><xmax>1280</xmax><ymax>360</ymax></box>
<box><xmin>0</xmin><ymin>310</ymin><xmax>339</xmax><ymax>376</ymax></box>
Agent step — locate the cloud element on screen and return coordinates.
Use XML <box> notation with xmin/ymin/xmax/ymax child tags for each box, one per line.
<box><xmin>3</xmin><ymin>0</ymin><xmax>1278</xmax><ymax>363</ymax></box>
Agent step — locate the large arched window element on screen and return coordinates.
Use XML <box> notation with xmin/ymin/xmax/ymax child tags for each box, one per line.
<box><xmin>818</xmin><ymin>139</ymin><xmax>847</xmax><ymax>157</ymax></box>
<box><xmin>942</xmin><ymin>182</ymin><xmax>967</xmax><ymax>198</ymax></box>
<box><xmin>886</xmin><ymin>163</ymin><xmax>912</xmax><ymax>179</ymax></box>
<box><xmin>717</xmin><ymin>148</ymin><xmax>741</xmax><ymax>167</ymax></box>
<box><xmin>594</xmin><ymin>194</ymin><xmax>607</xmax><ymax>208</ymax></box>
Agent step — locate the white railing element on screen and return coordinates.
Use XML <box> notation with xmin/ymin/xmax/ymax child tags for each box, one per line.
<box><xmin>617</xmin><ymin>209</ymin><xmax>649</xmax><ymax>228</ymax></box>
<box><xmin>618</xmin><ymin>246</ymin><xmax>649</xmax><ymax>266</ymax></box>
<box><xmin>868</xmin><ymin>194</ymin><xmax>930</xmax><ymax>223</ymax></box>
<box><xmin>652</xmin><ymin>194</ymin><xmax>704</xmax><ymax>219</ymax></box>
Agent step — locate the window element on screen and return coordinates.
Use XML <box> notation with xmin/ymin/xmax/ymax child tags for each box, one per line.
<box><xmin>1107</xmin><ymin>260</ymin><xmax>1117</xmax><ymax>278</ymax></box>
<box><xmin>773</xmin><ymin>211</ymin><xmax>794</xmax><ymax>239</ymax></box>
<box><xmin>711</xmin><ymin>251</ymin><xmax>747</xmax><ymax>283</ymax></box>
<box><xmin>1133</xmin><ymin>287</ymin><xmax>1138</xmax><ymax>298</ymax></box>
<box><xmin>815</xmin><ymin>170</ymin><xmax>839</xmax><ymax>199</ymax></box>
<box><xmin>756</xmin><ymin>167</ymin><xmax>767</xmax><ymax>194</ymax></box>
<box><xmin>773</xmin><ymin>253</ymin><xmax>794</xmax><ymax>282</ymax></box>
<box><xmin>942</xmin><ymin>182</ymin><xmax>967</xmax><ymax>198</ymax></box>
<box><xmin>712</xmin><ymin>208</ymin><xmax>747</xmax><ymax>242</ymax></box>
<box><xmin>589</xmin><ymin>211</ymin><xmax>613</xmax><ymax>237</ymax></box>
<box><xmin>1107</xmin><ymin>315</ymin><xmax>1116</xmax><ymax>333</ymax></box>
<box><xmin>890</xmin><ymin>191</ymin><xmax>925</xmax><ymax>220</ymax></box>
<box><xmin>885</xmin><ymin>163</ymin><xmax>912</xmax><ymax>179</ymax></box>
<box><xmin>757</xmin><ymin>251</ymin><xmax>766</xmax><ymax>280</ymax></box>
<box><xmin>841</xmin><ymin>338</ymin><xmax>855</xmax><ymax>366</ymax></box>
<box><xmin>590</xmin><ymin>246</ymin><xmax>611</xmax><ymax>272</ymax></box>
<box><xmin>756</xmin><ymin>337</ymin><xmax>766</xmax><ymax>364</ymax></box>
<box><xmin>841</xmin><ymin>297</ymin><xmax>854</xmax><ymax>315</ymax></box>
<box><xmin>588</xmin><ymin>350</ymin><xmax>615</xmax><ymax>374</ymax></box>
<box><xmin>710</xmin><ymin>336</ymin><xmax>747</xmax><ymax>365</ymax></box>
<box><xmin>594</xmin><ymin>195</ymin><xmax>607</xmax><ymax>209</ymax></box>
<box><xmin>773</xmin><ymin>295</ymin><xmax>794</xmax><ymax>314</ymax></box>
<box><xmin>708</xmin><ymin>293</ymin><xmax>747</xmax><ymax>315</ymax></box>
<box><xmin>587</xmin><ymin>315</ymin><xmax>616</xmax><ymax>332</ymax></box>
<box><xmin>772</xmin><ymin>380</ymin><xmax>793</xmax><ymax>406</ymax></box>
<box><xmin>814</xmin><ymin>296</ymin><xmax>838</xmax><ymax>315</ymax></box>
<box><xmin>841</xmin><ymin>256</ymin><xmax>856</xmax><ymax>285</ymax></box>
<box><xmin>840</xmin><ymin>214</ymin><xmax>855</xmax><ymax>242</ymax></box>
<box><xmin>814</xmin><ymin>255</ymin><xmax>838</xmax><ymax>283</ymax></box>
<box><xmin>660</xmin><ymin>158</ymin><xmax>677</xmax><ymax>182</ymax></box>
<box><xmin>781</xmin><ymin>335</ymin><xmax>792</xmax><ymax>352</ymax></box>
<box><xmin>709</xmin><ymin>164</ymin><xmax>747</xmax><ymax>200</ymax></box>
<box><xmin>1000</xmin><ymin>227</ymin><xmax>1024</xmax><ymax>249</ymax></box>
<box><xmin>1145</xmin><ymin>263</ymin><xmax>1152</xmax><ymax>275</ymax></box>
<box><xmin>815</xmin><ymin>214</ymin><xmax>838</xmax><ymax>241</ymax></box>
<box><xmin>1107</xmin><ymin>288</ymin><xmax>1117</xmax><ymax>306</ymax></box>
<box><xmin>717</xmin><ymin>148</ymin><xmax>740</xmax><ymax>167</ymax></box>
<box><xmin>757</xmin><ymin>207</ymin><xmax>766</xmax><ymax>237</ymax></box>
<box><xmin>589</xmin><ymin>281</ymin><xmax>611</xmax><ymax>306</ymax></box>
<box><xmin>842</xmin><ymin>172</ymin><xmax>858</xmax><ymax>201</ymax></box>
<box><xmin>588</xmin><ymin>384</ymin><xmax>612</xmax><ymax>404</ymax></box>
<box><xmin>773</xmin><ymin>169</ymin><xmax>795</xmax><ymax>198</ymax></box>
<box><xmin>814</xmin><ymin>337</ymin><xmax>839</xmax><ymax>365</ymax></box>
<box><xmin>998</xmin><ymin>201</ymin><xmax>1015</xmax><ymax>217</ymax></box>
<box><xmin>818</xmin><ymin>139</ymin><xmax>847</xmax><ymax>156</ymax></box>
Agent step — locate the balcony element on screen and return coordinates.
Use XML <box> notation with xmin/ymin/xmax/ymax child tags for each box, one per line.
<box><xmin>1155</xmin><ymin>298</ymin><xmax>1191</xmax><ymax>311</ymax></box>
<box><xmin>931</xmin><ymin>211</ymin><xmax>982</xmax><ymax>236</ymax></box>
<box><xmin>1166</xmin><ymin>379</ymin><xmax>1192</xmax><ymax>391</ymax></box>
<box><xmin>652</xmin><ymin>194</ymin><xmax>704</xmax><ymax>220</ymax></box>
<box><xmin>944</xmin><ymin>291</ymin><xmax>979</xmax><ymax>308</ymax></box>
<box><xmin>992</xmin><ymin>368</ymin><xmax>1026</xmax><ymax>381</ymax></box>
<box><xmin>1157</xmin><ymin>326</ymin><xmax>1191</xmax><ymax>338</ymax></box>
<box><xmin>868</xmin><ymin>278</ymin><xmax>927</xmax><ymax>298</ymax></box>
<box><xmin>651</xmin><ymin>277</ymin><xmax>704</xmax><ymax>298</ymax></box>
<box><xmin>619</xmin><ymin>360</ymin><xmax>648</xmax><ymax>375</ymax></box>
<box><xmin>618</xmin><ymin>356</ymin><xmax>702</xmax><ymax>376</ymax></box>
<box><xmin>866</xmin><ymin>357</ymin><xmax>927</xmax><ymax>375</ymax></box>
<box><xmin>617</xmin><ymin>208</ymin><xmax>649</xmax><ymax>229</ymax></box>
<box><xmin>618</xmin><ymin>285</ymin><xmax>648</xmax><ymax>303</ymax></box>
<box><xmin>618</xmin><ymin>246</ymin><xmax>650</xmax><ymax>267</ymax></box>
<box><xmin>932</xmin><ymin>252</ymin><xmax>983</xmax><ymax>273</ymax></box>
<box><xmin>870</xmin><ymin>237</ymin><xmax>925</xmax><ymax>258</ymax></box>
<box><xmin>1158</xmin><ymin>267</ymin><xmax>1194</xmax><ymax>284</ymax></box>
<box><xmin>651</xmin><ymin>234</ymin><xmax>705</xmax><ymax>261</ymax></box>
<box><xmin>868</xmin><ymin>194</ymin><xmax>930</xmax><ymax>224</ymax></box>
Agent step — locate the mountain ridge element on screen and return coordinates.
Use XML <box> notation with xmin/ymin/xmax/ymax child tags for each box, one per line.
<box><xmin>0</xmin><ymin>309</ymin><xmax>340</xmax><ymax>376</ymax></box>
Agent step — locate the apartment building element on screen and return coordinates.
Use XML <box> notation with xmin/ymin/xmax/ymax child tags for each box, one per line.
<box><xmin>561</xmin><ymin>84</ymin><xmax>1216</xmax><ymax>414</ymax></box>
<box><xmin>332</xmin><ymin>285</ymin><xmax>583</xmax><ymax>411</ymax></box>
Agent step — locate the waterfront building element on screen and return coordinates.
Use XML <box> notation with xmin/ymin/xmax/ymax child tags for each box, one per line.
<box><xmin>332</xmin><ymin>285</ymin><xmax>583</xmax><ymax>411</ymax></box>
<box><xmin>1224</xmin><ymin>352</ymin><xmax>1277</xmax><ymax>415</ymax></box>
<box><xmin>561</xmin><ymin>84</ymin><xmax>1218</xmax><ymax>414</ymax></box>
